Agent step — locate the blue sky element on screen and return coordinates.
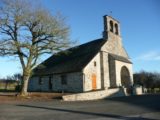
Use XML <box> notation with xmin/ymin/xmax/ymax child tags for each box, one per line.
<box><xmin>0</xmin><ymin>0</ymin><xmax>160</xmax><ymax>77</ymax></box>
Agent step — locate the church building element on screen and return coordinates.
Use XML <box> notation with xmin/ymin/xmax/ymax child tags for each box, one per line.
<box><xmin>28</xmin><ymin>15</ymin><xmax>133</xmax><ymax>96</ymax></box>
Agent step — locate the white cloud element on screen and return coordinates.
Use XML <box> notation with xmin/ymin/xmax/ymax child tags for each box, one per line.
<box><xmin>134</xmin><ymin>51</ymin><xmax>160</xmax><ymax>61</ymax></box>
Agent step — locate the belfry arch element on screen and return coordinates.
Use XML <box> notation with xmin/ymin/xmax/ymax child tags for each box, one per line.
<box><xmin>120</xmin><ymin>66</ymin><xmax>131</xmax><ymax>87</ymax></box>
<box><xmin>110</xmin><ymin>20</ymin><xmax>113</xmax><ymax>32</ymax></box>
<box><xmin>115</xmin><ymin>23</ymin><xmax>119</xmax><ymax>35</ymax></box>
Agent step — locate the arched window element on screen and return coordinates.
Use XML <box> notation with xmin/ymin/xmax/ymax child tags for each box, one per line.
<box><xmin>115</xmin><ymin>23</ymin><xmax>119</xmax><ymax>35</ymax></box>
<box><xmin>110</xmin><ymin>20</ymin><xmax>113</xmax><ymax>32</ymax></box>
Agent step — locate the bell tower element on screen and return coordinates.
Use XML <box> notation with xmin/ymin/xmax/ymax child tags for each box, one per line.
<box><xmin>103</xmin><ymin>15</ymin><xmax>121</xmax><ymax>40</ymax></box>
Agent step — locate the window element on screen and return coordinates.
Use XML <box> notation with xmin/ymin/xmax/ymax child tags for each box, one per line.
<box><xmin>110</xmin><ymin>20</ymin><xmax>113</xmax><ymax>32</ymax></box>
<box><xmin>39</xmin><ymin>77</ymin><xmax>43</xmax><ymax>85</ymax></box>
<box><xmin>49</xmin><ymin>76</ymin><xmax>52</xmax><ymax>89</ymax></box>
<box><xmin>115</xmin><ymin>23</ymin><xmax>119</xmax><ymax>35</ymax></box>
<box><xmin>94</xmin><ymin>61</ymin><xmax>96</xmax><ymax>67</ymax></box>
<box><xmin>61</xmin><ymin>75</ymin><xmax>67</xmax><ymax>85</ymax></box>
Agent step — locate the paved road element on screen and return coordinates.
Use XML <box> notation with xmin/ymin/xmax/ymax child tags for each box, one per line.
<box><xmin>0</xmin><ymin>94</ymin><xmax>160</xmax><ymax>120</ymax></box>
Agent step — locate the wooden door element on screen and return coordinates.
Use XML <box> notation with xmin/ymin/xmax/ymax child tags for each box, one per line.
<box><xmin>92</xmin><ymin>74</ymin><xmax>97</xmax><ymax>90</ymax></box>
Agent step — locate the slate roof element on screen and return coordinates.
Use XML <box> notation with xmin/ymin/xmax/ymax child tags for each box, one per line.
<box><xmin>33</xmin><ymin>38</ymin><xmax>132</xmax><ymax>76</ymax></box>
<box><xmin>109</xmin><ymin>53</ymin><xmax>132</xmax><ymax>64</ymax></box>
<box><xmin>33</xmin><ymin>38</ymin><xmax>106</xmax><ymax>75</ymax></box>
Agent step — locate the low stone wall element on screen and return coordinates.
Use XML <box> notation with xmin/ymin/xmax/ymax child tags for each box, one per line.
<box><xmin>107</xmin><ymin>88</ymin><xmax>126</xmax><ymax>97</ymax></box>
<box><xmin>63</xmin><ymin>88</ymin><xmax>126</xmax><ymax>101</ymax></box>
<box><xmin>63</xmin><ymin>90</ymin><xmax>106</xmax><ymax>101</ymax></box>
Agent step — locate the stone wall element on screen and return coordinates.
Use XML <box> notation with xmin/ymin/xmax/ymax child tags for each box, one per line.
<box><xmin>86</xmin><ymin>36</ymin><xmax>133</xmax><ymax>90</ymax></box>
<box><xmin>28</xmin><ymin>72</ymin><xmax>83</xmax><ymax>92</ymax></box>
<box><xmin>101</xmin><ymin>33</ymin><xmax>129</xmax><ymax>58</ymax></box>
<box><xmin>100</xmin><ymin>31</ymin><xmax>131</xmax><ymax>89</ymax></box>
<box><xmin>101</xmin><ymin>52</ymin><xmax>110</xmax><ymax>89</ymax></box>
<box><xmin>62</xmin><ymin>88</ymin><xmax>126</xmax><ymax>101</ymax></box>
<box><xmin>83</xmin><ymin>53</ymin><xmax>102</xmax><ymax>91</ymax></box>
<box><xmin>28</xmin><ymin>77</ymin><xmax>36</xmax><ymax>91</ymax></box>
<box><xmin>28</xmin><ymin>76</ymin><xmax>51</xmax><ymax>92</ymax></box>
<box><xmin>115</xmin><ymin>60</ymin><xmax>133</xmax><ymax>87</ymax></box>
<box><xmin>52</xmin><ymin>72</ymin><xmax>83</xmax><ymax>93</ymax></box>
<box><xmin>62</xmin><ymin>87</ymin><xmax>143</xmax><ymax>101</ymax></box>
<box><xmin>108</xmin><ymin>55</ymin><xmax>117</xmax><ymax>87</ymax></box>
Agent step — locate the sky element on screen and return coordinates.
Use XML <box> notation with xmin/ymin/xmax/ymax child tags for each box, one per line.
<box><xmin>0</xmin><ymin>0</ymin><xmax>160</xmax><ymax>78</ymax></box>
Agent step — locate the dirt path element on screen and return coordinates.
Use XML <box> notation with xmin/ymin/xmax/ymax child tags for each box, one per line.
<box><xmin>0</xmin><ymin>92</ymin><xmax>65</xmax><ymax>104</ymax></box>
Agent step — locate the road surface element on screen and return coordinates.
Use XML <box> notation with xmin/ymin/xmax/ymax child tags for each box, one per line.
<box><xmin>0</xmin><ymin>94</ymin><xmax>160</xmax><ymax>120</ymax></box>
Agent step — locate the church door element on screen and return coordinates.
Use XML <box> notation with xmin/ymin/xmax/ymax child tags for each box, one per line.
<box><xmin>121</xmin><ymin>66</ymin><xmax>130</xmax><ymax>88</ymax></box>
<box><xmin>121</xmin><ymin>66</ymin><xmax>133</xmax><ymax>94</ymax></box>
<box><xmin>92</xmin><ymin>74</ymin><xmax>97</xmax><ymax>90</ymax></box>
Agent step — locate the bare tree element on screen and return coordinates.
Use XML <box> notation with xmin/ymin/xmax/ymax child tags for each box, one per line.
<box><xmin>0</xmin><ymin>0</ymin><xmax>71</xmax><ymax>96</ymax></box>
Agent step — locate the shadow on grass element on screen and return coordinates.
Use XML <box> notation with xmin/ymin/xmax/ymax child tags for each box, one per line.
<box><xmin>17</xmin><ymin>104</ymin><xmax>158</xmax><ymax>120</ymax></box>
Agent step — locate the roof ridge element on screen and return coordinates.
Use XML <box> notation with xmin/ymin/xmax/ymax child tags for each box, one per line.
<box><xmin>57</xmin><ymin>38</ymin><xmax>103</xmax><ymax>53</ymax></box>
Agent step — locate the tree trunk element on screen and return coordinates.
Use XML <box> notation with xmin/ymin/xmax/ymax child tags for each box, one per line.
<box><xmin>20</xmin><ymin>73</ymin><xmax>30</xmax><ymax>96</ymax></box>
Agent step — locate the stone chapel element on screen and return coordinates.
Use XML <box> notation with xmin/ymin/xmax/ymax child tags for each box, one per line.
<box><xmin>28</xmin><ymin>15</ymin><xmax>133</xmax><ymax>98</ymax></box>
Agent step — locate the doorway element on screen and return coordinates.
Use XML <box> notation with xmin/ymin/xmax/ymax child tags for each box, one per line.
<box><xmin>92</xmin><ymin>74</ymin><xmax>97</xmax><ymax>90</ymax></box>
<box><xmin>121</xmin><ymin>66</ymin><xmax>130</xmax><ymax>87</ymax></box>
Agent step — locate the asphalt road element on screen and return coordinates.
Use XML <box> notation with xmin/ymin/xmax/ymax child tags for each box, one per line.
<box><xmin>0</xmin><ymin>94</ymin><xmax>160</xmax><ymax>120</ymax></box>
